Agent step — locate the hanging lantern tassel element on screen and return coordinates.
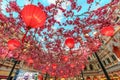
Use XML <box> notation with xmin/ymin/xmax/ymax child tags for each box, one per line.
<box><xmin>22</xmin><ymin>28</ymin><xmax>30</xmax><ymax>43</ymax></box>
<box><xmin>26</xmin><ymin>57</ymin><xmax>34</xmax><ymax>66</ymax></box>
<box><xmin>38</xmin><ymin>74</ymin><xmax>43</xmax><ymax>80</ymax></box>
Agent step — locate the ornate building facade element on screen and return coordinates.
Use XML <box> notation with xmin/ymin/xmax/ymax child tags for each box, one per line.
<box><xmin>82</xmin><ymin>26</ymin><xmax>120</xmax><ymax>80</ymax></box>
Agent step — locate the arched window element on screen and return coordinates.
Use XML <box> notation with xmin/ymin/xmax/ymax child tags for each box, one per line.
<box><xmin>106</xmin><ymin>58</ymin><xmax>111</xmax><ymax>64</ymax></box>
<box><xmin>88</xmin><ymin>57</ymin><xmax>91</xmax><ymax>60</ymax></box>
<box><xmin>84</xmin><ymin>65</ymin><xmax>87</xmax><ymax>71</ymax></box>
<box><xmin>89</xmin><ymin>64</ymin><xmax>93</xmax><ymax>70</ymax></box>
<box><xmin>111</xmin><ymin>55</ymin><xmax>117</xmax><ymax>61</ymax></box>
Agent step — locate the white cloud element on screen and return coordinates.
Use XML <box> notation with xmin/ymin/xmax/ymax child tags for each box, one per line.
<box><xmin>1</xmin><ymin>1</ymin><xmax>7</xmax><ymax>11</ymax></box>
<box><xmin>61</xmin><ymin>1</ymin><xmax>71</xmax><ymax>9</ymax></box>
<box><xmin>54</xmin><ymin>9</ymin><xmax>63</xmax><ymax>22</ymax></box>
<box><xmin>54</xmin><ymin>16</ymin><xmax>63</xmax><ymax>22</ymax></box>
<box><xmin>53</xmin><ymin>1</ymin><xmax>71</xmax><ymax>22</ymax></box>
<box><xmin>25</xmin><ymin>0</ymin><xmax>31</xmax><ymax>5</ymax></box>
<box><xmin>47</xmin><ymin>0</ymin><xmax>56</xmax><ymax>4</ymax></box>
<box><xmin>51</xmin><ymin>26</ymin><xmax>57</xmax><ymax>32</ymax></box>
<box><xmin>41</xmin><ymin>38</ymin><xmax>45</xmax><ymax>42</ymax></box>
<box><xmin>91</xmin><ymin>4</ymin><xmax>101</xmax><ymax>11</ymax></box>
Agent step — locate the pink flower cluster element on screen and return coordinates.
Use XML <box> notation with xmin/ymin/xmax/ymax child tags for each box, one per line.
<box><xmin>0</xmin><ymin>0</ymin><xmax>119</xmax><ymax>78</ymax></box>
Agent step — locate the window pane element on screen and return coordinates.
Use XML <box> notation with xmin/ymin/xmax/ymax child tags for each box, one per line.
<box><xmin>111</xmin><ymin>55</ymin><xmax>117</xmax><ymax>61</ymax></box>
<box><xmin>106</xmin><ymin>58</ymin><xmax>111</xmax><ymax>64</ymax></box>
<box><xmin>103</xmin><ymin>60</ymin><xmax>106</xmax><ymax>66</ymax></box>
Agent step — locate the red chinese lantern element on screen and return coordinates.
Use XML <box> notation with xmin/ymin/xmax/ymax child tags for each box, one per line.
<box><xmin>52</xmin><ymin>63</ymin><xmax>57</xmax><ymax>69</ymax></box>
<box><xmin>81</xmin><ymin>64</ymin><xmax>85</xmax><ymax>69</ymax></box>
<box><xmin>41</xmin><ymin>69</ymin><xmax>47</xmax><ymax>74</ymax></box>
<box><xmin>8</xmin><ymin>39</ymin><xmax>21</xmax><ymax>50</ymax></box>
<box><xmin>60</xmin><ymin>70</ymin><xmax>64</xmax><ymax>74</ymax></box>
<box><xmin>21</xmin><ymin>4</ymin><xmax>46</xmax><ymax>28</ymax></box>
<box><xmin>70</xmin><ymin>63</ymin><xmax>75</xmax><ymax>68</ymax></box>
<box><xmin>45</xmin><ymin>66</ymin><xmax>49</xmax><ymax>71</ymax></box>
<box><xmin>27</xmin><ymin>57</ymin><xmax>34</xmax><ymax>64</ymax></box>
<box><xmin>62</xmin><ymin>55</ymin><xmax>69</xmax><ymax>62</ymax></box>
<box><xmin>38</xmin><ymin>75</ymin><xmax>43</xmax><ymax>80</ymax></box>
<box><xmin>100</xmin><ymin>26</ymin><xmax>114</xmax><ymax>36</ymax></box>
<box><xmin>65</xmin><ymin>37</ymin><xmax>75</xmax><ymax>48</ymax></box>
<box><xmin>51</xmin><ymin>72</ymin><xmax>55</xmax><ymax>76</ymax></box>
